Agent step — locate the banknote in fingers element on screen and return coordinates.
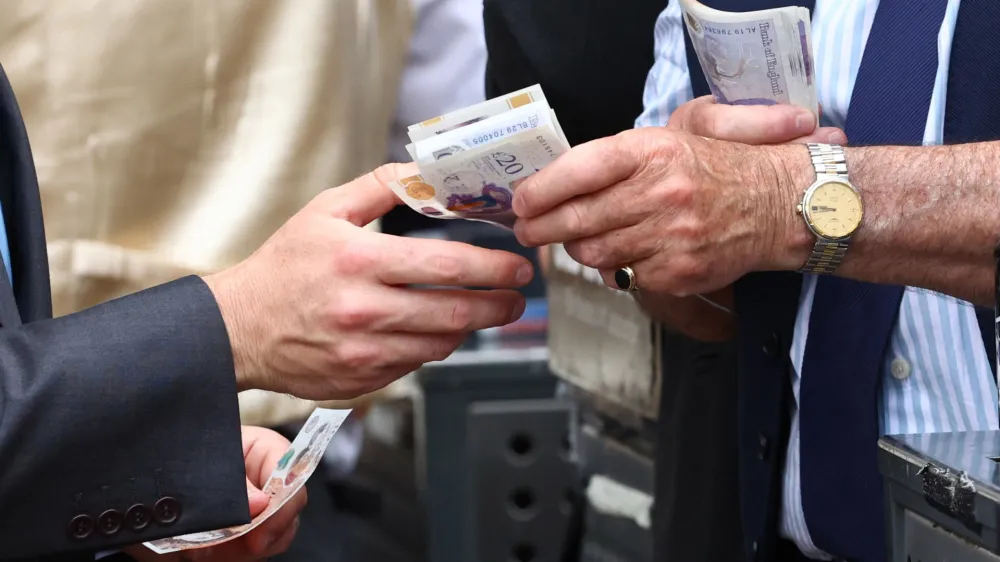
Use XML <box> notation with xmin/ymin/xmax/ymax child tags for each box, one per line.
<box><xmin>143</xmin><ymin>408</ymin><xmax>352</xmax><ymax>554</ymax></box>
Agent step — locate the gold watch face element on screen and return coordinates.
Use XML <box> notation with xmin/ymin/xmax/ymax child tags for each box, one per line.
<box><xmin>803</xmin><ymin>180</ymin><xmax>863</xmax><ymax>239</ymax></box>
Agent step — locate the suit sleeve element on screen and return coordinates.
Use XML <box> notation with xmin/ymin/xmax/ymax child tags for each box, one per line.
<box><xmin>0</xmin><ymin>276</ymin><xmax>249</xmax><ymax>559</ymax></box>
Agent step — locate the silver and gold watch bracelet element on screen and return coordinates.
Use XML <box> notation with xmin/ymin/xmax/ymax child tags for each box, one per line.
<box><xmin>799</xmin><ymin>143</ymin><xmax>851</xmax><ymax>275</ymax></box>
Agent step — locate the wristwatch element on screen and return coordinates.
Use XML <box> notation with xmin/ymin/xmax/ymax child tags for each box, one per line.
<box><xmin>796</xmin><ymin>143</ymin><xmax>863</xmax><ymax>275</ymax></box>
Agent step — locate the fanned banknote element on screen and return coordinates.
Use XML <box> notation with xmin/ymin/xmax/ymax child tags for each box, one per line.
<box><xmin>390</xmin><ymin>84</ymin><xmax>571</xmax><ymax>230</ymax></box>
<box><xmin>679</xmin><ymin>0</ymin><xmax>818</xmax><ymax>116</ymax></box>
<box><xmin>406</xmin><ymin>84</ymin><xmax>549</xmax><ymax>143</ymax></box>
<box><xmin>144</xmin><ymin>408</ymin><xmax>352</xmax><ymax>554</ymax></box>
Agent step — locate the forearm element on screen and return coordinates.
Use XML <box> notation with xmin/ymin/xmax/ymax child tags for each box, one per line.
<box><xmin>0</xmin><ymin>277</ymin><xmax>248</xmax><ymax>558</ymax></box>
<box><xmin>776</xmin><ymin>142</ymin><xmax>1000</xmax><ymax>305</ymax></box>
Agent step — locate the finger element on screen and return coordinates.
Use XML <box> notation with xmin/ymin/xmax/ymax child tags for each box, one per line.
<box><xmin>334</xmin><ymin>331</ymin><xmax>482</xmax><ymax>375</ymax></box>
<box><xmin>312</xmin><ymin>162</ymin><xmax>419</xmax><ymax>227</ymax></box>
<box><xmin>260</xmin><ymin>517</ymin><xmax>301</xmax><ymax>558</ymax></box>
<box><xmin>514</xmin><ymin>180</ymin><xmax>646</xmax><ymax>246</ymax></box>
<box><xmin>247</xmin><ymin>490</ymin><xmax>308</xmax><ymax>556</ymax></box>
<box><xmin>377</xmin><ymin>237</ymin><xmax>534</xmax><ymax>288</ymax></box>
<box><xmin>789</xmin><ymin>127</ymin><xmax>847</xmax><ymax>145</ymax></box>
<box><xmin>561</xmin><ymin>224</ymin><xmax>662</xmax><ymax>272</ymax></box>
<box><xmin>242</xmin><ymin>426</ymin><xmax>292</xmax><ymax>485</ymax></box>
<box><xmin>674</xmin><ymin>98</ymin><xmax>818</xmax><ymax>144</ymax></box>
<box><xmin>338</xmin><ymin>287</ymin><xmax>527</xmax><ymax>333</ymax></box>
<box><xmin>246</xmin><ymin>477</ymin><xmax>269</xmax><ymax>517</ymax></box>
<box><xmin>512</xmin><ymin>134</ymin><xmax>640</xmax><ymax>220</ymax></box>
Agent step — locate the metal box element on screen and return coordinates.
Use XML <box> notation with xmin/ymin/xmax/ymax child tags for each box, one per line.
<box><xmin>879</xmin><ymin>431</ymin><xmax>1000</xmax><ymax>561</ymax></box>
<box><xmin>414</xmin><ymin>341</ymin><xmax>557</xmax><ymax>562</ymax></box>
<box><xmin>546</xmin><ymin>243</ymin><xmax>662</xmax><ymax>419</ymax></box>
<box><xmin>467</xmin><ymin>399</ymin><xmax>576</xmax><ymax>562</ymax></box>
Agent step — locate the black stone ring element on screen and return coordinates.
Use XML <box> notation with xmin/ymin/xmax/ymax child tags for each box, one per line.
<box><xmin>614</xmin><ymin>266</ymin><xmax>638</xmax><ymax>292</ymax></box>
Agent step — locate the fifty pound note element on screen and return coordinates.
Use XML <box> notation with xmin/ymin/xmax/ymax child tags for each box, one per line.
<box><xmin>144</xmin><ymin>408</ymin><xmax>352</xmax><ymax>554</ymax></box>
<box><xmin>679</xmin><ymin>0</ymin><xmax>818</xmax><ymax>116</ymax></box>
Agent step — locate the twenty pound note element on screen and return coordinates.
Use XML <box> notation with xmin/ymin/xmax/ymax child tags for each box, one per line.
<box><xmin>679</xmin><ymin>0</ymin><xmax>818</xmax><ymax>116</ymax></box>
<box><xmin>144</xmin><ymin>408</ymin><xmax>352</xmax><ymax>554</ymax></box>
<box><xmin>391</xmin><ymin>123</ymin><xmax>569</xmax><ymax>230</ymax></box>
<box><xmin>391</xmin><ymin>84</ymin><xmax>570</xmax><ymax>230</ymax></box>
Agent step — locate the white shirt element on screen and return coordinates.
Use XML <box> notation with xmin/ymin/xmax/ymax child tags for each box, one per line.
<box><xmin>635</xmin><ymin>1</ymin><xmax>998</xmax><ymax>558</ymax></box>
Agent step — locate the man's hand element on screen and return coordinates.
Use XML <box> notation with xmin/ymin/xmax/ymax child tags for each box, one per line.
<box><xmin>126</xmin><ymin>427</ymin><xmax>306</xmax><ymax>561</ymax></box>
<box><xmin>205</xmin><ymin>163</ymin><xmax>534</xmax><ymax>400</ymax></box>
<box><xmin>668</xmin><ymin>95</ymin><xmax>845</xmax><ymax>145</ymax></box>
<box><xmin>513</xmin><ymin>98</ymin><xmax>820</xmax><ymax>306</ymax></box>
<box><xmin>638</xmin><ymin>97</ymin><xmax>844</xmax><ymax>338</ymax></box>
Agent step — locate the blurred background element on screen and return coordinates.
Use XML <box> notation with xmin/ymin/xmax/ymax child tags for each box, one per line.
<box><xmin>0</xmin><ymin>1</ymin><xmax>738</xmax><ymax>561</ymax></box>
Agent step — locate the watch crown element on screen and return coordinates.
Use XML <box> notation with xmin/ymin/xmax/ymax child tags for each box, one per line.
<box><xmin>796</xmin><ymin>203</ymin><xmax>803</xmax><ymax>213</ymax></box>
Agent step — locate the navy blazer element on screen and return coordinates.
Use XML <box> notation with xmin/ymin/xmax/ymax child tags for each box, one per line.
<box><xmin>0</xmin><ymin>64</ymin><xmax>249</xmax><ymax>560</ymax></box>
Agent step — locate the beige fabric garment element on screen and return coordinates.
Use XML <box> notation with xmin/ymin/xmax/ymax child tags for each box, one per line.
<box><xmin>0</xmin><ymin>0</ymin><xmax>413</xmax><ymax>426</ymax></box>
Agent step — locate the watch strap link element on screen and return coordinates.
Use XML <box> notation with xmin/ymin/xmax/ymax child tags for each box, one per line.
<box><xmin>800</xmin><ymin>144</ymin><xmax>851</xmax><ymax>275</ymax></box>
<box><xmin>801</xmin><ymin>240</ymin><xmax>850</xmax><ymax>275</ymax></box>
<box><xmin>808</xmin><ymin>142</ymin><xmax>848</xmax><ymax>177</ymax></box>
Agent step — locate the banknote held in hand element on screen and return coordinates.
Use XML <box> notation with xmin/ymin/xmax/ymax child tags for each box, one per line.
<box><xmin>389</xmin><ymin>85</ymin><xmax>571</xmax><ymax>230</ymax></box>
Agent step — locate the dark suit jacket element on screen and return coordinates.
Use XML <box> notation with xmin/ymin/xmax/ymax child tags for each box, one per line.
<box><xmin>0</xmin><ymin>64</ymin><xmax>249</xmax><ymax>559</ymax></box>
<box><xmin>483</xmin><ymin>2</ymin><xmax>745</xmax><ymax>562</ymax></box>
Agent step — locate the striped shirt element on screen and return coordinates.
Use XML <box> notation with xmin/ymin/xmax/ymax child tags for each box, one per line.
<box><xmin>635</xmin><ymin>0</ymin><xmax>999</xmax><ymax>559</ymax></box>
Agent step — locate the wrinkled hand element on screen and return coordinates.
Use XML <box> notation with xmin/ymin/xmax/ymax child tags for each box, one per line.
<box><xmin>127</xmin><ymin>427</ymin><xmax>306</xmax><ymax>562</ymax></box>
<box><xmin>668</xmin><ymin>95</ymin><xmax>845</xmax><ymax>145</ymax></box>
<box><xmin>513</xmin><ymin>127</ymin><xmax>809</xmax><ymax>298</ymax></box>
<box><xmin>513</xmin><ymin>97</ymin><xmax>823</xmax><ymax>303</ymax></box>
<box><xmin>206</xmin><ymin>163</ymin><xmax>534</xmax><ymax>400</ymax></box>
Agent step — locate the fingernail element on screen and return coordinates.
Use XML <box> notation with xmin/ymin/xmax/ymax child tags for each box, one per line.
<box><xmin>509</xmin><ymin>299</ymin><xmax>527</xmax><ymax>323</ymax></box>
<box><xmin>827</xmin><ymin>130</ymin><xmax>848</xmax><ymax>144</ymax></box>
<box><xmin>794</xmin><ymin>111</ymin><xmax>816</xmax><ymax>133</ymax></box>
<box><xmin>516</xmin><ymin>264</ymin><xmax>533</xmax><ymax>285</ymax></box>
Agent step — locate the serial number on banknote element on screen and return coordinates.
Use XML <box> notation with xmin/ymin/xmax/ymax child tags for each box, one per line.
<box><xmin>470</xmin><ymin>117</ymin><xmax>540</xmax><ymax>147</ymax></box>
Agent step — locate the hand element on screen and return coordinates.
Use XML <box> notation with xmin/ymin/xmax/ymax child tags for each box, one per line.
<box><xmin>206</xmin><ymin>163</ymin><xmax>534</xmax><ymax>400</ymax></box>
<box><xmin>126</xmin><ymin>427</ymin><xmax>306</xmax><ymax>561</ymax></box>
<box><xmin>668</xmin><ymin>95</ymin><xmax>846</xmax><ymax>145</ymax></box>
<box><xmin>633</xmin><ymin>97</ymin><xmax>843</xmax><ymax>337</ymax></box>
<box><xmin>512</xmin><ymin>128</ymin><xmax>810</xmax><ymax>298</ymax></box>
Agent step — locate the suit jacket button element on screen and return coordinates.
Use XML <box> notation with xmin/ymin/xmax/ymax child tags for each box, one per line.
<box><xmin>762</xmin><ymin>332</ymin><xmax>781</xmax><ymax>358</ymax></box>
<box><xmin>97</xmin><ymin>509</ymin><xmax>124</xmax><ymax>536</ymax></box>
<box><xmin>154</xmin><ymin>497</ymin><xmax>182</xmax><ymax>525</ymax></box>
<box><xmin>68</xmin><ymin>514</ymin><xmax>94</xmax><ymax>540</ymax></box>
<box><xmin>126</xmin><ymin>503</ymin><xmax>153</xmax><ymax>531</ymax></box>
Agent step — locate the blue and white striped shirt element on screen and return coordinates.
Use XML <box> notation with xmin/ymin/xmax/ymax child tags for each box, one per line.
<box><xmin>636</xmin><ymin>0</ymin><xmax>999</xmax><ymax>558</ymax></box>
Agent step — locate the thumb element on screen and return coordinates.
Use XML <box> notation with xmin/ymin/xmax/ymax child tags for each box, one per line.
<box><xmin>314</xmin><ymin>162</ymin><xmax>418</xmax><ymax>227</ymax></box>
<box><xmin>246</xmin><ymin>477</ymin><xmax>270</xmax><ymax>517</ymax></box>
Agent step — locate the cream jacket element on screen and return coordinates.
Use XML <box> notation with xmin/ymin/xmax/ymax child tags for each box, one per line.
<box><xmin>0</xmin><ymin>0</ymin><xmax>412</xmax><ymax>426</ymax></box>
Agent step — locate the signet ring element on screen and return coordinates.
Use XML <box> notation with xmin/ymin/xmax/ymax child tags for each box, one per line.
<box><xmin>614</xmin><ymin>266</ymin><xmax>639</xmax><ymax>292</ymax></box>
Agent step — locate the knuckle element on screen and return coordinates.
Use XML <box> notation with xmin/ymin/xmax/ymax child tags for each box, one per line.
<box><xmin>666</xmin><ymin>103</ymin><xmax>691</xmax><ymax>130</ymax></box>
<box><xmin>565</xmin><ymin>240</ymin><xmax>601</xmax><ymax>268</ymax></box>
<box><xmin>672</xmin><ymin>217</ymin><xmax>708</xmax><ymax>241</ymax></box>
<box><xmin>335</xmin><ymin>341</ymin><xmax>381</xmax><ymax>371</ymax></box>
<box><xmin>330</xmin><ymin>302</ymin><xmax>378</xmax><ymax>330</ymax></box>
<box><xmin>564</xmin><ymin>203</ymin><xmax>587</xmax><ymax>238</ymax></box>
<box><xmin>447</xmin><ymin>299</ymin><xmax>473</xmax><ymax>331</ymax></box>
<box><xmin>692</xmin><ymin>109</ymin><xmax>718</xmax><ymax>138</ymax></box>
<box><xmin>332</xmin><ymin>239</ymin><xmax>378</xmax><ymax>277</ymax></box>
<box><xmin>433</xmin><ymin>253</ymin><xmax>466</xmax><ymax>283</ymax></box>
<box><xmin>327</xmin><ymin>290</ymin><xmax>381</xmax><ymax>330</ymax></box>
<box><xmin>653</xmin><ymin>177</ymin><xmax>695</xmax><ymax>207</ymax></box>
<box><xmin>670</xmin><ymin>255</ymin><xmax>709</xmax><ymax>289</ymax></box>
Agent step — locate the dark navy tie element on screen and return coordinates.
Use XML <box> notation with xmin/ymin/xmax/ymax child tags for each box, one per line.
<box><xmin>799</xmin><ymin>1</ymin><xmax>947</xmax><ymax>561</ymax></box>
